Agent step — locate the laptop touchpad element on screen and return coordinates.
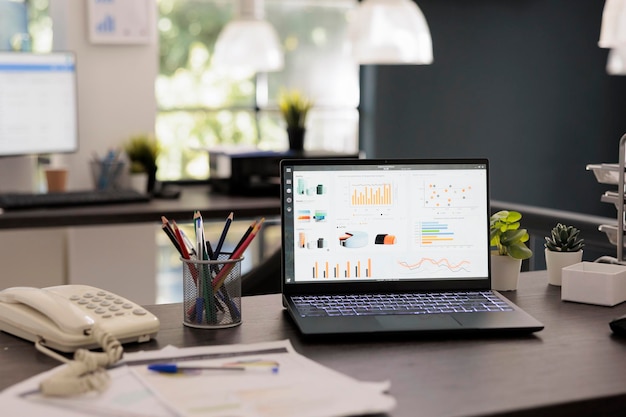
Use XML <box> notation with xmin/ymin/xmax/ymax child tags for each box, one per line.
<box><xmin>375</xmin><ymin>314</ymin><xmax>462</xmax><ymax>330</ymax></box>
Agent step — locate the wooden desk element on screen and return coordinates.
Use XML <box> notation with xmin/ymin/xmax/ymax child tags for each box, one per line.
<box><xmin>2</xmin><ymin>271</ymin><xmax>626</xmax><ymax>416</ymax></box>
<box><xmin>0</xmin><ymin>185</ymin><xmax>280</xmax><ymax>230</ymax></box>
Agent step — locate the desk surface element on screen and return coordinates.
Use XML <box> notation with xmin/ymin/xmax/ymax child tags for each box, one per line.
<box><xmin>2</xmin><ymin>271</ymin><xmax>626</xmax><ymax>417</ymax></box>
<box><xmin>0</xmin><ymin>185</ymin><xmax>280</xmax><ymax>229</ymax></box>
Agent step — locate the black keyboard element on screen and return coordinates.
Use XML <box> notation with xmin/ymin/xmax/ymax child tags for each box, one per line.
<box><xmin>292</xmin><ymin>291</ymin><xmax>513</xmax><ymax>317</ymax></box>
<box><xmin>0</xmin><ymin>189</ymin><xmax>151</xmax><ymax>210</ymax></box>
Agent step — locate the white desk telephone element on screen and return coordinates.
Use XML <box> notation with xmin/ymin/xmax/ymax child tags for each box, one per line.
<box><xmin>0</xmin><ymin>284</ymin><xmax>160</xmax><ymax>396</ymax></box>
<box><xmin>0</xmin><ymin>284</ymin><xmax>160</xmax><ymax>353</ymax></box>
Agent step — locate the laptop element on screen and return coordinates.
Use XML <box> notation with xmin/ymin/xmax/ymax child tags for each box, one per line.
<box><xmin>279</xmin><ymin>158</ymin><xmax>544</xmax><ymax>336</ymax></box>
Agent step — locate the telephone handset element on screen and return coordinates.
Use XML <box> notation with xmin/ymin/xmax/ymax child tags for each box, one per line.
<box><xmin>0</xmin><ymin>284</ymin><xmax>160</xmax><ymax>353</ymax></box>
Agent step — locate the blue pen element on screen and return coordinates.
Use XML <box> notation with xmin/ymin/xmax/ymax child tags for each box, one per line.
<box><xmin>148</xmin><ymin>363</ymin><xmax>279</xmax><ymax>374</ymax></box>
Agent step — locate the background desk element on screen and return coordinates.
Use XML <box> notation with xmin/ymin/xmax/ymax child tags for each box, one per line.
<box><xmin>0</xmin><ymin>185</ymin><xmax>280</xmax><ymax>229</ymax></box>
<box><xmin>2</xmin><ymin>271</ymin><xmax>626</xmax><ymax>417</ymax></box>
<box><xmin>0</xmin><ymin>186</ymin><xmax>280</xmax><ymax>303</ymax></box>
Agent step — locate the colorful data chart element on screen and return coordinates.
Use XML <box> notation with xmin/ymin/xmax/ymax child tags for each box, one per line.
<box><xmin>338</xmin><ymin>231</ymin><xmax>368</xmax><ymax>248</ymax></box>
<box><xmin>398</xmin><ymin>257</ymin><xmax>471</xmax><ymax>273</ymax></box>
<box><xmin>311</xmin><ymin>258</ymin><xmax>373</xmax><ymax>279</ymax></box>
<box><xmin>375</xmin><ymin>234</ymin><xmax>396</xmax><ymax>245</ymax></box>
<box><xmin>425</xmin><ymin>183</ymin><xmax>475</xmax><ymax>207</ymax></box>
<box><xmin>351</xmin><ymin>183</ymin><xmax>392</xmax><ymax>206</ymax></box>
<box><xmin>421</xmin><ymin>221</ymin><xmax>454</xmax><ymax>245</ymax></box>
<box><xmin>298</xmin><ymin>232</ymin><xmax>328</xmax><ymax>249</ymax></box>
<box><xmin>297</xmin><ymin>210</ymin><xmax>311</xmax><ymax>222</ymax></box>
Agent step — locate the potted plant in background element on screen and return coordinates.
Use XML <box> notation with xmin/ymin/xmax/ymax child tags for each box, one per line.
<box><xmin>544</xmin><ymin>223</ymin><xmax>585</xmax><ymax>286</ymax></box>
<box><xmin>490</xmin><ymin>210</ymin><xmax>533</xmax><ymax>291</ymax></box>
<box><xmin>124</xmin><ymin>134</ymin><xmax>160</xmax><ymax>194</ymax></box>
<box><xmin>278</xmin><ymin>89</ymin><xmax>313</xmax><ymax>152</ymax></box>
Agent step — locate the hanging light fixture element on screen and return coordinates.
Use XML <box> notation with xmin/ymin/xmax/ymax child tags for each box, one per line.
<box><xmin>213</xmin><ymin>0</ymin><xmax>284</xmax><ymax>74</ymax></box>
<box><xmin>348</xmin><ymin>0</ymin><xmax>433</xmax><ymax>65</ymax></box>
<box><xmin>599</xmin><ymin>0</ymin><xmax>626</xmax><ymax>74</ymax></box>
<box><xmin>607</xmin><ymin>47</ymin><xmax>626</xmax><ymax>75</ymax></box>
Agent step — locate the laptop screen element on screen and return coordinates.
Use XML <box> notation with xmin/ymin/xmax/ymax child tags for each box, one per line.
<box><xmin>280</xmin><ymin>159</ymin><xmax>491</xmax><ymax>292</ymax></box>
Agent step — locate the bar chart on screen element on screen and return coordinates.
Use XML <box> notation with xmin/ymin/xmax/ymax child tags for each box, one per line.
<box><xmin>350</xmin><ymin>183</ymin><xmax>393</xmax><ymax>206</ymax></box>
<box><xmin>309</xmin><ymin>258</ymin><xmax>373</xmax><ymax>279</ymax></box>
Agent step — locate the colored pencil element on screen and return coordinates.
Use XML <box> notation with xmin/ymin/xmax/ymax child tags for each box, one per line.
<box><xmin>214</xmin><ymin>212</ymin><xmax>234</xmax><ymax>257</ymax></box>
<box><xmin>161</xmin><ymin>216</ymin><xmax>182</xmax><ymax>255</ymax></box>
<box><xmin>212</xmin><ymin>218</ymin><xmax>265</xmax><ymax>290</ymax></box>
<box><xmin>233</xmin><ymin>219</ymin><xmax>256</xmax><ymax>254</ymax></box>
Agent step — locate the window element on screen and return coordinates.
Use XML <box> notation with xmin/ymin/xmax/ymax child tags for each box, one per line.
<box><xmin>0</xmin><ymin>0</ymin><xmax>52</xmax><ymax>52</ymax></box>
<box><xmin>156</xmin><ymin>0</ymin><xmax>359</xmax><ymax>181</ymax></box>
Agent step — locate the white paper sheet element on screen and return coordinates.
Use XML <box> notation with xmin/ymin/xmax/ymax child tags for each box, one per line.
<box><xmin>0</xmin><ymin>340</ymin><xmax>395</xmax><ymax>417</ymax></box>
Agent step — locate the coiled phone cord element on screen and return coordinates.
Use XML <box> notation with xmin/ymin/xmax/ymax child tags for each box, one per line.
<box><xmin>35</xmin><ymin>326</ymin><xmax>124</xmax><ymax>396</ymax></box>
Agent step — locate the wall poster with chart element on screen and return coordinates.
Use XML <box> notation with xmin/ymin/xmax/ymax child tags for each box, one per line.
<box><xmin>87</xmin><ymin>0</ymin><xmax>156</xmax><ymax>45</ymax></box>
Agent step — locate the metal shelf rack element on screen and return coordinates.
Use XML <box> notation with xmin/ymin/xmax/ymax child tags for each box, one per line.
<box><xmin>586</xmin><ymin>133</ymin><xmax>626</xmax><ymax>264</ymax></box>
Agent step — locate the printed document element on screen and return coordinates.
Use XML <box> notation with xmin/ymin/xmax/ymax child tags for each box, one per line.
<box><xmin>0</xmin><ymin>340</ymin><xmax>395</xmax><ymax>417</ymax></box>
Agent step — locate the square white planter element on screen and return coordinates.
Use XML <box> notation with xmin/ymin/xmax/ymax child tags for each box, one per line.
<box><xmin>561</xmin><ymin>262</ymin><xmax>626</xmax><ymax>306</ymax></box>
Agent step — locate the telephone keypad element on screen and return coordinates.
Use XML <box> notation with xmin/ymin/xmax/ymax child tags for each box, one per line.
<box><xmin>70</xmin><ymin>289</ymin><xmax>148</xmax><ymax>319</ymax></box>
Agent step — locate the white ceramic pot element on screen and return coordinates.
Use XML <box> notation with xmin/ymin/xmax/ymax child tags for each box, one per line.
<box><xmin>491</xmin><ymin>253</ymin><xmax>522</xmax><ymax>291</ymax></box>
<box><xmin>545</xmin><ymin>248</ymin><xmax>583</xmax><ymax>286</ymax></box>
<box><xmin>129</xmin><ymin>172</ymin><xmax>149</xmax><ymax>194</ymax></box>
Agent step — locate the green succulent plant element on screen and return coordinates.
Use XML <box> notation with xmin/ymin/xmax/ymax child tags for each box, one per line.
<box><xmin>489</xmin><ymin>210</ymin><xmax>533</xmax><ymax>260</ymax></box>
<box><xmin>124</xmin><ymin>134</ymin><xmax>160</xmax><ymax>174</ymax></box>
<box><xmin>545</xmin><ymin>223</ymin><xmax>584</xmax><ymax>252</ymax></box>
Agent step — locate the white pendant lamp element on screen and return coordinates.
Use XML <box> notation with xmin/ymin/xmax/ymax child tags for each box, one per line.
<box><xmin>348</xmin><ymin>0</ymin><xmax>433</xmax><ymax>65</ymax></box>
<box><xmin>607</xmin><ymin>47</ymin><xmax>626</xmax><ymax>74</ymax></box>
<box><xmin>213</xmin><ymin>0</ymin><xmax>284</xmax><ymax>74</ymax></box>
<box><xmin>599</xmin><ymin>0</ymin><xmax>626</xmax><ymax>74</ymax></box>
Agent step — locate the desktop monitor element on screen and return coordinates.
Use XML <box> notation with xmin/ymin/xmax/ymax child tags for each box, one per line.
<box><xmin>0</xmin><ymin>51</ymin><xmax>78</xmax><ymax>157</ymax></box>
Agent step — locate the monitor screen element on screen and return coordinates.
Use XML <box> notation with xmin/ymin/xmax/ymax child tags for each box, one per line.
<box><xmin>0</xmin><ymin>51</ymin><xmax>78</xmax><ymax>157</ymax></box>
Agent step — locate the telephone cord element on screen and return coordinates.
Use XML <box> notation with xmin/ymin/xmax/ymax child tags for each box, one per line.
<box><xmin>35</xmin><ymin>326</ymin><xmax>124</xmax><ymax>396</ymax></box>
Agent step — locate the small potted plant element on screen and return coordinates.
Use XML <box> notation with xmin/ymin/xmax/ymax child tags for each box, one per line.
<box><xmin>544</xmin><ymin>223</ymin><xmax>584</xmax><ymax>286</ymax></box>
<box><xmin>490</xmin><ymin>210</ymin><xmax>533</xmax><ymax>291</ymax></box>
<box><xmin>278</xmin><ymin>88</ymin><xmax>313</xmax><ymax>152</ymax></box>
<box><xmin>124</xmin><ymin>133</ymin><xmax>160</xmax><ymax>194</ymax></box>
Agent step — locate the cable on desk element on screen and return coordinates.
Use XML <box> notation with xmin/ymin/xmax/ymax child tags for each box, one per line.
<box><xmin>35</xmin><ymin>326</ymin><xmax>123</xmax><ymax>397</ymax></box>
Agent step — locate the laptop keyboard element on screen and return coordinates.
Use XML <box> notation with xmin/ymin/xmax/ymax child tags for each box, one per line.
<box><xmin>292</xmin><ymin>291</ymin><xmax>513</xmax><ymax>317</ymax></box>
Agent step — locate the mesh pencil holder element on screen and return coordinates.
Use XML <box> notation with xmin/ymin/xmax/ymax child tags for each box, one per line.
<box><xmin>181</xmin><ymin>255</ymin><xmax>243</xmax><ymax>329</ymax></box>
<box><xmin>90</xmin><ymin>160</ymin><xmax>125</xmax><ymax>190</ymax></box>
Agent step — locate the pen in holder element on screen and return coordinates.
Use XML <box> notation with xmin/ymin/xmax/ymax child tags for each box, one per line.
<box><xmin>90</xmin><ymin>159</ymin><xmax>125</xmax><ymax>190</ymax></box>
<box><xmin>181</xmin><ymin>255</ymin><xmax>243</xmax><ymax>329</ymax></box>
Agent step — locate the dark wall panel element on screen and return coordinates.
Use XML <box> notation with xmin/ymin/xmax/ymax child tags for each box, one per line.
<box><xmin>363</xmin><ymin>0</ymin><xmax>626</xmax><ymax>217</ymax></box>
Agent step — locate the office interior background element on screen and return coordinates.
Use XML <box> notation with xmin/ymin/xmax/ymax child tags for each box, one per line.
<box><xmin>2</xmin><ymin>0</ymin><xmax>626</xmax><ymax>303</ymax></box>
